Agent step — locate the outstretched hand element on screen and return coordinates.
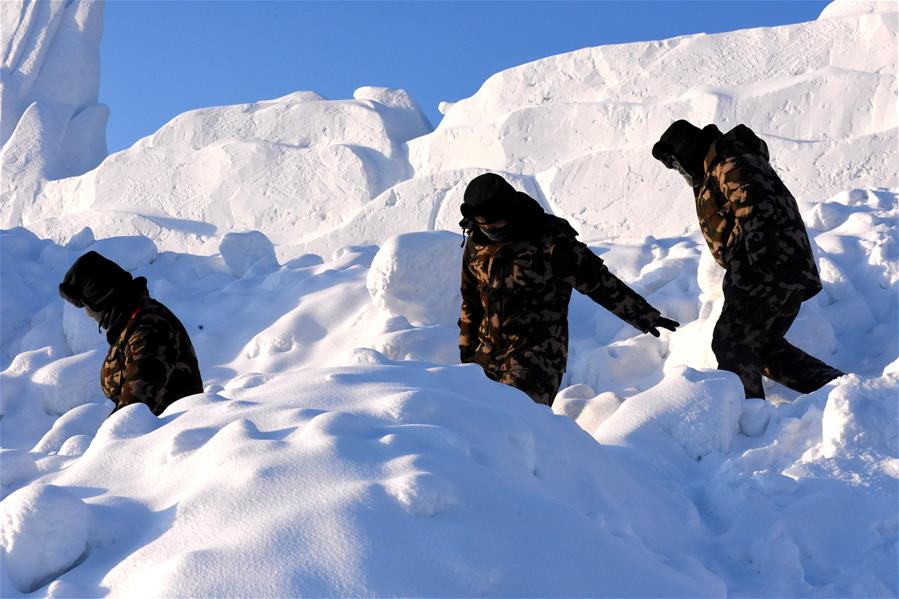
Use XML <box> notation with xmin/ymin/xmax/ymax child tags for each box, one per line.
<box><xmin>648</xmin><ymin>316</ymin><xmax>680</xmax><ymax>337</ymax></box>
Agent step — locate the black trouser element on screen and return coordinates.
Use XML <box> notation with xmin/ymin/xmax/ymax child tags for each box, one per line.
<box><xmin>711</xmin><ymin>275</ymin><xmax>843</xmax><ymax>399</ymax></box>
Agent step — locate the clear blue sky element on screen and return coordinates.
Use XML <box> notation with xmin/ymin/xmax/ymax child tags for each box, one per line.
<box><xmin>100</xmin><ymin>0</ymin><xmax>830</xmax><ymax>153</ymax></box>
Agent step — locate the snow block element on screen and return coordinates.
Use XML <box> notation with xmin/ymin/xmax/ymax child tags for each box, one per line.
<box><xmin>0</xmin><ymin>484</ymin><xmax>90</xmax><ymax>593</ymax></box>
<box><xmin>219</xmin><ymin>231</ymin><xmax>279</xmax><ymax>278</ymax></box>
<box><xmin>367</xmin><ymin>231</ymin><xmax>465</xmax><ymax>326</ymax></box>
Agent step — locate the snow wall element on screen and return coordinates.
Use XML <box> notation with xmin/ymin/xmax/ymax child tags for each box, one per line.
<box><xmin>0</xmin><ymin>0</ymin><xmax>108</xmax><ymax>223</ymax></box>
<box><xmin>1</xmin><ymin>0</ymin><xmax>896</xmax><ymax>260</ymax></box>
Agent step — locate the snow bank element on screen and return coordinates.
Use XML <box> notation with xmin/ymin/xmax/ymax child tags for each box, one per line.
<box><xmin>20</xmin><ymin>364</ymin><xmax>722</xmax><ymax>598</ymax></box>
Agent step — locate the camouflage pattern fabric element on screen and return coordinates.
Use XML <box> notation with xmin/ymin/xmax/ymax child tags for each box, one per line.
<box><xmin>713</xmin><ymin>264</ymin><xmax>844</xmax><ymax>399</ymax></box>
<box><xmin>695</xmin><ymin>125</ymin><xmax>822</xmax><ymax>300</ymax></box>
<box><xmin>101</xmin><ymin>298</ymin><xmax>203</xmax><ymax>415</ymax></box>
<box><xmin>459</xmin><ymin>216</ymin><xmax>661</xmax><ymax>406</ymax></box>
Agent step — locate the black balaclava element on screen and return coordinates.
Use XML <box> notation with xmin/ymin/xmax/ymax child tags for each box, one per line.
<box><xmin>59</xmin><ymin>251</ymin><xmax>147</xmax><ymax>338</ymax></box>
<box><xmin>652</xmin><ymin>120</ymin><xmax>721</xmax><ymax>186</ymax></box>
<box><xmin>459</xmin><ymin>173</ymin><xmax>544</xmax><ymax>243</ymax></box>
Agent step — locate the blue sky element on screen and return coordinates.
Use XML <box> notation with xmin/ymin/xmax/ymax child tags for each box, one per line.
<box><xmin>100</xmin><ymin>0</ymin><xmax>830</xmax><ymax>153</ymax></box>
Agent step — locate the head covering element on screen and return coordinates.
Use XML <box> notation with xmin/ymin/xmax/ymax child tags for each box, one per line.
<box><xmin>59</xmin><ymin>251</ymin><xmax>133</xmax><ymax>311</ymax></box>
<box><xmin>652</xmin><ymin>120</ymin><xmax>722</xmax><ymax>182</ymax></box>
<box><xmin>59</xmin><ymin>251</ymin><xmax>147</xmax><ymax>335</ymax></box>
<box><xmin>460</xmin><ymin>173</ymin><xmax>545</xmax><ymax>221</ymax></box>
<box><xmin>460</xmin><ymin>173</ymin><xmax>518</xmax><ymax>222</ymax></box>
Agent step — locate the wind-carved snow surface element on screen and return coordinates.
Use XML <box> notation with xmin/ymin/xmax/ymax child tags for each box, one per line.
<box><xmin>0</xmin><ymin>0</ymin><xmax>108</xmax><ymax>223</ymax></box>
<box><xmin>1</xmin><ymin>0</ymin><xmax>898</xmax><ymax>596</ymax></box>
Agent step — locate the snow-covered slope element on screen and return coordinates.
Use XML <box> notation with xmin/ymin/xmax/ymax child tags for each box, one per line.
<box><xmin>1</xmin><ymin>185</ymin><xmax>896</xmax><ymax>596</ymax></box>
<box><xmin>1</xmin><ymin>0</ymin><xmax>897</xmax><ymax>596</ymax></box>
<box><xmin>6</xmin><ymin>0</ymin><xmax>897</xmax><ymax>258</ymax></box>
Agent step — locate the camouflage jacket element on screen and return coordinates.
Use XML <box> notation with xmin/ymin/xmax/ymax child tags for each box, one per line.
<box><xmin>102</xmin><ymin>296</ymin><xmax>203</xmax><ymax>415</ymax></box>
<box><xmin>459</xmin><ymin>216</ymin><xmax>660</xmax><ymax>379</ymax></box>
<box><xmin>695</xmin><ymin>125</ymin><xmax>822</xmax><ymax>298</ymax></box>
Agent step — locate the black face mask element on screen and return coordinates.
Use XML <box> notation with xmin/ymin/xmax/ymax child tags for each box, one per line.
<box><xmin>480</xmin><ymin>223</ymin><xmax>515</xmax><ymax>243</ymax></box>
<box><xmin>674</xmin><ymin>162</ymin><xmax>694</xmax><ymax>187</ymax></box>
<box><xmin>660</xmin><ymin>152</ymin><xmax>695</xmax><ymax>187</ymax></box>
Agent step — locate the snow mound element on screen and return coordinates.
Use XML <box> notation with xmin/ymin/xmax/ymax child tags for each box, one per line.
<box><xmin>33</xmin><ymin>402</ymin><xmax>111</xmax><ymax>455</ymax></box>
<box><xmin>0</xmin><ymin>484</ymin><xmax>90</xmax><ymax>593</ymax></box>
<box><xmin>31</xmin><ymin>351</ymin><xmax>103</xmax><ymax>416</ymax></box>
<box><xmin>367</xmin><ymin>231</ymin><xmax>464</xmax><ymax>326</ymax></box>
<box><xmin>16</xmin><ymin>87</ymin><xmax>434</xmax><ymax>257</ymax></box>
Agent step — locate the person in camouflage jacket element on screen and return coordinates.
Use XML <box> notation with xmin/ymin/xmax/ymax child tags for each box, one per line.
<box><xmin>652</xmin><ymin>120</ymin><xmax>843</xmax><ymax>399</ymax></box>
<box><xmin>459</xmin><ymin>174</ymin><xmax>678</xmax><ymax>406</ymax></box>
<box><xmin>59</xmin><ymin>251</ymin><xmax>203</xmax><ymax>416</ymax></box>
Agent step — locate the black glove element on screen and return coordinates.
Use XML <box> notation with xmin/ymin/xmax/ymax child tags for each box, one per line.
<box><xmin>647</xmin><ymin>316</ymin><xmax>680</xmax><ymax>337</ymax></box>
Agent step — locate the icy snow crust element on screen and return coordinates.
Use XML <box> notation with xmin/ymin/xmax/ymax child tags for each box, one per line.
<box><xmin>1</xmin><ymin>0</ymin><xmax>898</xmax><ymax>596</ymax></box>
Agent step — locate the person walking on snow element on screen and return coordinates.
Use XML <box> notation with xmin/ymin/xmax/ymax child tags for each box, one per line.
<box><xmin>59</xmin><ymin>251</ymin><xmax>203</xmax><ymax>416</ymax></box>
<box><xmin>458</xmin><ymin>173</ymin><xmax>679</xmax><ymax>406</ymax></box>
<box><xmin>651</xmin><ymin>120</ymin><xmax>844</xmax><ymax>399</ymax></box>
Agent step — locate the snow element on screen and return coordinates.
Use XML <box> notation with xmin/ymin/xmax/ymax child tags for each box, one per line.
<box><xmin>594</xmin><ymin>367</ymin><xmax>745</xmax><ymax>459</ymax></box>
<box><xmin>7</xmin><ymin>0</ymin><xmax>894</xmax><ymax>257</ymax></box>
<box><xmin>367</xmin><ymin>231</ymin><xmax>464</xmax><ymax>326</ymax></box>
<box><xmin>0</xmin><ymin>484</ymin><xmax>90</xmax><ymax>593</ymax></box>
<box><xmin>218</xmin><ymin>230</ymin><xmax>278</xmax><ymax>278</ymax></box>
<box><xmin>0</xmin><ymin>0</ymin><xmax>897</xmax><ymax>596</ymax></box>
<box><xmin>0</xmin><ymin>0</ymin><xmax>108</xmax><ymax>213</ymax></box>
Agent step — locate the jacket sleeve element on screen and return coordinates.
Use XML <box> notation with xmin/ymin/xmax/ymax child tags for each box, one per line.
<box><xmin>115</xmin><ymin>321</ymin><xmax>177</xmax><ymax>414</ymax></box>
<box><xmin>458</xmin><ymin>244</ymin><xmax>483</xmax><ymax>363</ymax></box>
<box><xmin>553</xmin><ymin>238</ymin><xmax>660</xmax><ymax>333</ymax></box>
<box><xmin>713</xmin><ymin>154</ymin><xmax>779</xmax><ymax>269</ymax></box>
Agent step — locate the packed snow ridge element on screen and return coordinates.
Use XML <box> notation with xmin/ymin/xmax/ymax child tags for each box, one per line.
<box><xmin>1</xmin><ymin>0</ymin><xmax>897</xmax><ymax>596</ymax></box>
